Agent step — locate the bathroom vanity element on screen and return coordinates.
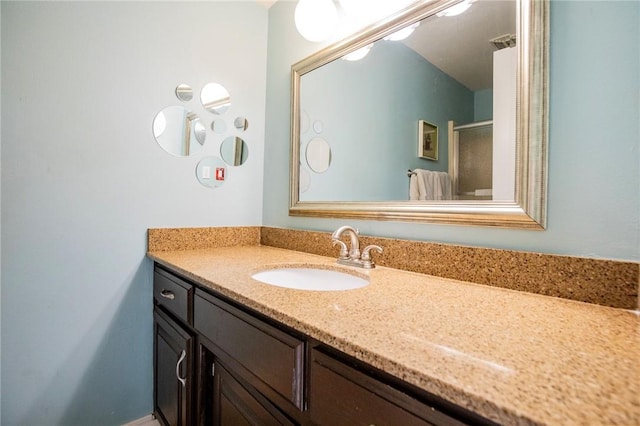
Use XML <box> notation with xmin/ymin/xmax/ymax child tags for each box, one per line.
<box><xmin>148</xmin><ymin>243</ymin><xmax>640</xmax><ymax>426</ymax></box>
<box><xmin>153</xmin><ymin>264</ymin><xmax>489</xmax><ymax>425</ymax></box>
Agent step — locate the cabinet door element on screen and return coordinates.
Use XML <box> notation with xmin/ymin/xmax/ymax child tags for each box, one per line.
<box><xmin>309</xmin><ymin>349</ymin><xmax>467</xmax><ymax>426</ymax></box>
<box><xmin>199</xmin><ymin>346</ymin><xmax>295</xmax><ymax>426</ymax></box>
<box><xmin>194</xmin><ymin>290</ymin><xmax>305</xmax><ymax>411</ymax></box>
<box><xmin>155</xmin><ymin>308</ymin><xmax>194</xmax><ymax>426</ymax></box>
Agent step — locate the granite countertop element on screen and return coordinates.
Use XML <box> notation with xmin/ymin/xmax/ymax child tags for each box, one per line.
<box><xmin>148</xmin><ymin>245</ymin><xmax>640</xmax><ymax>426</ymax></box>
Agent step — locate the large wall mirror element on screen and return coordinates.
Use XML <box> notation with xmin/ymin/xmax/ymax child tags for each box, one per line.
<box><xmin>290</xmin><ymin>0</ymin><xmax>548</xmax><ymax>228</ymax></box>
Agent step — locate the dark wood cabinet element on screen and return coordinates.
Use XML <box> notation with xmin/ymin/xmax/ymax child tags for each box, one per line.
<box><xmin>153</xmin><ymin>264</ymin><xmax>494</xmax><ymax>426</ymax></box>
<box><xmin>154</xmin><ymin>307</ymin><xmax>194</xmax><ymax>426</ymax></box>
<box><xmin>194</xmin><ymin>289</ymin><xmax>305</xmax><ymax>415</ymax></box>
<box><xmin>198</xmin><ymin>345</ymin><xmax>296</xmax><ymax>426</ymax></box>
<box><xmin>309</xmin><ymin>348</ymin><xmax>468</xmax><ymax>426</ymax></box>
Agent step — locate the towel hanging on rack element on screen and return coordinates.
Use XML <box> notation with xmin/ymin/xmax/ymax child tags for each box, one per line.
<box><xmin>409</xmin><ymin>169</ymin><xmax>452</xmax><ymax>200</ymax></box>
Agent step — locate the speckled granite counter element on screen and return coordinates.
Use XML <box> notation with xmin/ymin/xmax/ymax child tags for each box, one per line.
<box><xmin>147</xmin><ymin>245</ymin><xmax>639</xmax><ymax>426</ymax></box>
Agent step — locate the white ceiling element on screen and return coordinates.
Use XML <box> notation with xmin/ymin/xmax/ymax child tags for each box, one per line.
<box><xmin>402</xmin><ymin>0</ymin><xmax>516</xmax><ymax>91</ymax></box>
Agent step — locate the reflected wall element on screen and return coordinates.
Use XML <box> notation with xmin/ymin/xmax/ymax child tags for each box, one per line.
<box><xmin>299</xmin><ymin>41</ymin><xmax>474</xmax><ymax>201</ymax></box>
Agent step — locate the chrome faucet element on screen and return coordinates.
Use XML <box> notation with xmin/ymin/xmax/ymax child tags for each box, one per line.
<box><xmin>331</xmin><ymin>226</ymin><xmax>383</xmax><ymax>269</ymax></box>
<box><xmin>332</xmin><ymin>225</ymin><xmax>361</xmax><ymax>260</ymax></box>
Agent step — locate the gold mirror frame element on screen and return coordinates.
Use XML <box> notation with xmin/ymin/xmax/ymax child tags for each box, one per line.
<box><xmin>290</xmin><ymin>0</ymin><xmax>548</xmax><ymax>229</ymax></box>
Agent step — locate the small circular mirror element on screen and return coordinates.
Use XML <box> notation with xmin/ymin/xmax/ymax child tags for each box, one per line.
<box><xmin>211</xmin><ymin>119</ymin><xmax>227</xmax><ymax>134</ymax></box>
<box><xmin>193</xmin><ymin>119</ymin><xmax>206</xmax><ymax>145</ymax></box>
<box><xmin>196</xmin><ymin>156</ymin><xmax>227</xmax><ymax>188</ymax></box>
<box><xmin>300</xmin><ymin>110</ymin><xmax>310</xmax><ymax>134</ymax></box>
<box><xmin>200</xmin><ymin>82</ymin><xmax>231</xmax><ymax>115</ymax></box>
<box><xmin>153</xmin><ymin>106</ymin><xmax>205</xmax><ymax>157</ymax></box>
<box><xmin>305</xmin><ymin>137</ymin><xmax>331</xmax><ymax>173</ymax></box>
<box><xmin>220</xmin><ymin>136</ymin><xmax>249</xmax><ymax>166</ymax></box>
<box><xmin>234</xmin><ymin>116</ymin><xmax>249</xmax><ymax>131</ymax></box>
<box><xmin>175</xmin><ymin>84</ymin><xmax>193</xmax><ymax>102</ymax></box>
<box><xmin>299</xmin><ymin>166</ymin><xmax>311</xmax><ymax>193</ymax></box>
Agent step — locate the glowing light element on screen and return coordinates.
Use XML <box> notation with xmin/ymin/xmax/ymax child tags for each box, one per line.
<box><xmin>437</xmin><ymin>0</ymin><xmax>473</xmax><ymax>17</ymax></box>
<box><xmin>342</xmin><ymin>44</ymin><xmax>373</xmax><ymax>61</ymax></box>
<box><xmin>383</xmin><ymin>22</ymin><xmax>420</xmax><ymax>41</ymax></box>
<box><xmin>295</xmin><ymin>0</ymin><xmax>338</xmax><ymax>42</ymax></box>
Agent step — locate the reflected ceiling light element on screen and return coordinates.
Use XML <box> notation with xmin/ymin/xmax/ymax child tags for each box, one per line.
<box><xmin>383</xmin><ymin>22</ymin><xmax>420</xmax><ymax>41</ymax></box>
<box><xmin>437</xmin><ymin>0</ymin><xmax>473</xmax><ymax>17</ymax></box>
<box><xmin>153</xmin><ymin>111</ymin><xmax>166</xmax><ymax>137</ymax></box>
<box><xmin>342</xmin><ymin>44</ymin><xmax>373</xmax><ymax>61</ymax></box>
<box><xmin>295</xmin><ymin>0</ymin><xmax>338</xmax><ymax>42</ymax></box>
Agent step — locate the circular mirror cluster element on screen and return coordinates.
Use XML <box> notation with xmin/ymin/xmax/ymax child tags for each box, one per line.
<box><xmin>299</xmin><ymin>109</ymin><xmax>332</xmax><ymax>194</ymax></box>
<box><xmin>152</xmin><ymin>82</ymin><xmax>251</xmax><ymax>188</ymax></box>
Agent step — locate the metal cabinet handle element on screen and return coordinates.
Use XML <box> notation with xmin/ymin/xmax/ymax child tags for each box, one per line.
<box><xmin>176</xmin><ymin>350</ymin><xmax>186</xmax><ymax>387</ymax></box>
<box><xmin>160</xmin><ymin>289</ymin><xmax>175</xmax><ymax>300</ymax></box>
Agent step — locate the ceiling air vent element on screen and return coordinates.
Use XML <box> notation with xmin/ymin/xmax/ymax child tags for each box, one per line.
<box><xmin>490</xmin><ymin>34</ymin><xmax>516</xmax><ymax>50</ymax></box>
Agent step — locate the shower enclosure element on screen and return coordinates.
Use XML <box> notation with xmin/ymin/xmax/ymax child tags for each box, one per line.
<box><xmin>448</xmin><ymin>120</ymin><xmax>494</xmax><ymax>200</ymax></box>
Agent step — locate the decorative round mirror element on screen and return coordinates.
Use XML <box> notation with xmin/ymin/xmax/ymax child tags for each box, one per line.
<box><xmin>305</xmin><ymin>137</ymin><xmax>331</xmax><ymax>173</ymax></box>
<box><xmin>196</xmin><ymin>156</ymin><xmax>227</xmax><ymax>188</ymax></box>
<box><xmin>211</xmin><ymin>119</ymin><xmax>227</xmax><ymax>134</ymax></box>
<box><xmin>313</xmin><ymin>120</ymin><xmax>324</xmax><ymax>134</ymax></box>
<box><xmin>300</xmin><ymin>110</ymin><xmax>310</xmax><ymax>133</ymax></box>
<box><xmin>299</xmin><ymin>166</ymin><xmax>311</xmax><ymax>193</ymax></box>
<box><xmin>234</xmin><ymin>116</ymin><xmax>249</xmax><ymax>131</ymax></box>
<box><xmin>200</xmin><ymin>83</ymin><xmax>231</xmax><ymax>115</ymax></box>
<box><xmin>220</xmin><ymin>136</ymin><xmax>249</xmax><ymax>166</ymax></box>
<box><xmin>152</xmin><ymin>106</ymin><xmax>206</xmax><ymax>157</ymax></box>
<box><xmin>175</xmin><ymin>84</ymin><xmax>193</xmax><ymax>102</ymax></box>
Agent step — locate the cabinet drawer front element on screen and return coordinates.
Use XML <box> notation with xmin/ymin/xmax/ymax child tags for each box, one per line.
<box><xmin>310</xmin><ymin>349</ymin><xmax>466</xmax><ymax>426</ymax></box>
<box><xmin>194</xmin><ymin>289</ymin><xmax>304</xmax><ymax>410</ymax></box>
<box><xmin>154</xmin><ymin>267</ymin><xmax>193</xmax><ymax>324</ymax></box>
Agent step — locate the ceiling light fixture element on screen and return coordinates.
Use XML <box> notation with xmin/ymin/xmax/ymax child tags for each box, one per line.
<box><xmin>383</xmin><ymin>22</ymin><xmax>420</xmax><ymax>41</ymax></box>
<box><xmin>437</xmin><ymin>0</ymin><xmax>473</xmax><ymax>18</ymax></box>
<box><xmin>342</xmin><ymin>44</ymin><xmax>373</xmax><ymax>61</ymax></box>
<box><xmin>294</xmin><ymin>0</ymin><xmax>338</xmax><ymax>42</ymax></box>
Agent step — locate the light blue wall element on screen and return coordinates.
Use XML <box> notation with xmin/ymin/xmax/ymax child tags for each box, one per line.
<box><xmin>300</xmin><ymin>42</ymin><xmax>472</xmax><ymax>201</ymax></box>
<box><xmin>264</xmin><ymin>0</ymin><xmax>640</xmax><ymax>262</ymax></box>
<box><xmin>1</xmin><ymin>2</ymin><xmax>267</xmax><ymax>424</ymax></box>
<box><xmin>0</xmin><ymin>2</ymin><xmax>3</xmax><ymax>421</ymax></box>
<box><xmin>474</xmin><ymin>88</ymin><xmax>493</xmax><ymax>121</ymax></box>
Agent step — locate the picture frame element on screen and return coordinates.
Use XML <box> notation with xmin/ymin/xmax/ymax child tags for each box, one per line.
<box><xmin>418</xmin><ymin>120</ymin><xmax>438</xmax><ymax>160</ymax></box>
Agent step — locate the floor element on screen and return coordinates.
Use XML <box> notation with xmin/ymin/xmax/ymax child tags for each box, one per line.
<box><xmin>122</xmin><ymin>414</ymin><xmax>160</xmax><ymax>426</ymax></box>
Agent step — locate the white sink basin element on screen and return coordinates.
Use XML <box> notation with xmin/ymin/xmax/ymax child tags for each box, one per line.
<box><xmin>251</xmin><ymin>267</ymin><xmax>368</xmax><ymax>291</ymax></box>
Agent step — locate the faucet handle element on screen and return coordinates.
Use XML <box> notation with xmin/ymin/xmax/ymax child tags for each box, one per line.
<box><xmin>361</xmin><ymin>244</ymin><xmax>383</xmax><ymax>269</ymax></box>
<box><xmin>332</xmin><ymin>240</ymin><xmax>350</xmax><ymax>260</ymax></box>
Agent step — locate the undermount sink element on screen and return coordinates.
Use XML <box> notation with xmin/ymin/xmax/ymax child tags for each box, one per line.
<box><xmin>251</xmin><ymin>267</ymin><xmax>369</xmax><ymax>291</ymax></box>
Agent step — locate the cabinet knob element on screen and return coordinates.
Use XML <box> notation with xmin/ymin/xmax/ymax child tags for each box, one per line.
<box><xmin>176</xmin><ymin>350</ymin><xmax>187</xmax><ymax>387</ymax></box>
<box><xmin>160</xmin><ymin>289</ymin><xmax>175</xmax><ymax>300</ymax></box>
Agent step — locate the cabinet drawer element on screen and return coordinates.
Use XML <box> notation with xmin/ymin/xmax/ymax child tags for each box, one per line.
<box><xmin>310</xmin><ymin>349</ymin><xmax>467</xmax><ymax>426</ymax></box>
<box><xmin>194</xmin><ymin>289</ymin><xmax>305</xmax><ymax>410</ymax></box>
<box><xmin>154</xmin><ymin>267</ymin><xmax>193</xmax><ymax>324</ymax></box>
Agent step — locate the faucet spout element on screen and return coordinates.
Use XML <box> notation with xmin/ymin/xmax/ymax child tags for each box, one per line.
<box><xmin>331</xmin><ymin>226</ymin><xmax>360</xmax><ymax>260</ymax></box>
<box><xmin>331</xmin><ymin>226</ymin><xmax>382</xmax><ymax>269</ymax></box>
